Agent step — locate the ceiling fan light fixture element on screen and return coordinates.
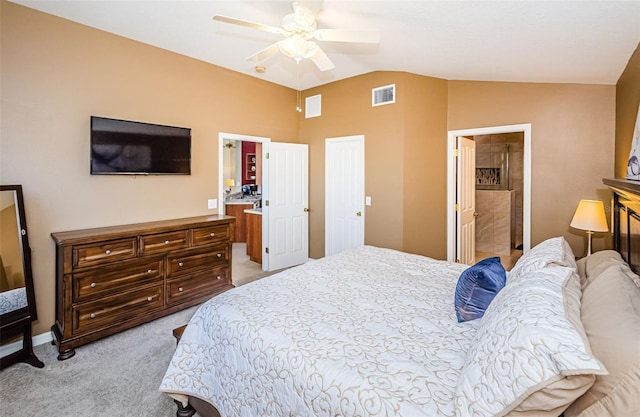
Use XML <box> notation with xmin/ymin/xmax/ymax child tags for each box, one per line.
<box><xmin>278</xmin><ymin>36</ymin><xmax>319</xmax><ymax>61</ymax></box>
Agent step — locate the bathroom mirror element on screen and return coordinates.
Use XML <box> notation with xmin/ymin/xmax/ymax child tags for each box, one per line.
<box><xmin>0</xmin><ymin>185</ymin><xmax>44</xmax><ymax>369</ymax></box>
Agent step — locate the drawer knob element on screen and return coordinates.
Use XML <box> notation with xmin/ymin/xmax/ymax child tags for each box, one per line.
<box><xmin>178</xmin><ymin>287</ymin><xmax>184</xmax><ymax>292</ymax></box>
<box><xmin>210</xmin><ymin>232</ymin><xmax>215</xmax><ymax>237</ymax></box>
<box><xmin>90</xmin><ymin>313</ymin><xmax>96</xmax><ymax>319</ymax></box>
<box><xmin>90</xmin><ymin>282</ymin><xmax>96</xmax><ymax>288</ymax></box>
<box><xmin>178</xmin><ymin>262</ymin><xmax>184</xmax><ymax>267</ymax></box>
<box><xmin>147</xmin><ymin>269</ymin><xmax>152</xmax><ymax>274</ymax></box>
<box><xmin>217</xmin><ymin>253</ymin><xmax>222</xmax><ymax>258</ymax></box>
<box><xmin>147</xmin><ymin>296</ymin><xmax>153</xmax><ymax>302</ymax></box>
<box><xmin>105</xmin><ymin>250</ymin><xmax>111</xmax><ymax>255</ymax></box>
<box><xmin>216</xmin><ymin>276</ymin><xmax>222</xmax><ymax>280</ymax></box>
<box><xmin>164</xmin><ymin>240</ymin><xmax>170</xmax><ymax>245</ymax></box>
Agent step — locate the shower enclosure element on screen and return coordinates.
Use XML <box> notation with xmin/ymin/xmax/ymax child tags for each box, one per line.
<box><xmin>476</xmin><ymin>144</ymin><xmax>510</xmax><ymax>190</ymax></box>
<box><xmin>475</xmin><ymin>140</ymin><xmax>519</xmax><ymax>257</ymax></box>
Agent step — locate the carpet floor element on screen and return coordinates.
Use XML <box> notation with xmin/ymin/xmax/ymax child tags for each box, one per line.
<box><xmin>0</xmin><ymin>243</ymin><xmax>275</xmax><ymax>417</ymax></box>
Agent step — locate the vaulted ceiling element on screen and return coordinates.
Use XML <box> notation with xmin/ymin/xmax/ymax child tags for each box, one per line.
<box><xmin>10</xmin><ymin>0</ymin><xmax>640</xmax><ymax>90</ymax></box>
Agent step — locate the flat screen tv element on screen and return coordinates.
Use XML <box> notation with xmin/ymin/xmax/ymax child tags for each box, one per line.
<box><xmin>90</xmin><ymin>116</ymin><xmax>191</xmax><ymax>175</ymax></box>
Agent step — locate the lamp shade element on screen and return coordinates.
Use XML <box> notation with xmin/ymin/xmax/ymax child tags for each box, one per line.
<box><xmin>570</xmin><ymin>200</ymin><xmax>609</xmax><ymax>232</ymax></box>
<box><xmin>225</xmin><ymin>179</ymin><xmax>235</xmax><ymax>187</ymax></box>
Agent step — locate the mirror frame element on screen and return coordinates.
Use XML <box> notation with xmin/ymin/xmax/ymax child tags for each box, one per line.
<box><xmin>0</xmin><ymin>184</ymin><xmax>43</xmax><ymax>369</ymax></box>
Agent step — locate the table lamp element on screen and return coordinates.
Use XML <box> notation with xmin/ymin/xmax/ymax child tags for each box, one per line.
<box><xmin>225</xmin><ymin>179</ymin><xmax>235</xmax><ymax>193</ymax></box>
<box><xmin>570</xmin><ymin>199</ymin><xmax>609</xmax><ymax>256</ymax></box>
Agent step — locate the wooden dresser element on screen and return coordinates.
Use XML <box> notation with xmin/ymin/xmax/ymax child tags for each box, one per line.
<box><xmin>50</xmin><ymin>215</ymin><xmax>235</xmax><ymax>360</ymax></box>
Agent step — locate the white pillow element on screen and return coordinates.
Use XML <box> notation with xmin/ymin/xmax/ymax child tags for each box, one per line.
<box><xmin>455</xmin><ymin>266</ymin><xmax>606</xmax><ymax>417</ymax></box>
<box><xmin>508</xmin><ymin>237</ymin><xmax>577</xmax><ymax>283</ymax></box>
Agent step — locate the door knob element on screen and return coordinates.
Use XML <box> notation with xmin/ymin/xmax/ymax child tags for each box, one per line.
<box><xmin>304</xmin><ymin>208</ymin><xmax>310</xmax><ymax>212</ymax></box>
<box><xmin>356</xmin><ymin>211</ymin><xmax>362</xmax><ymax>217</ymax></box>
<box><xmin>473</xmin><ymin>212</ymin><xmax>479</xmax><ymax>217</ymax></box>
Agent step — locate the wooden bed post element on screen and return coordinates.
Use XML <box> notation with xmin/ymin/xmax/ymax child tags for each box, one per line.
<box><xmin>174</xmin><ymin>399</ymin><xmax>196</xmax><ymax>417</ymax></box>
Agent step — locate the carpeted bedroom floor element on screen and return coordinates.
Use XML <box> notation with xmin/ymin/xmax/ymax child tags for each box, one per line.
<box><xmin>0</xmin><ymin>243</ymin><xmax>274</xmax><ymax>417</ymax></box>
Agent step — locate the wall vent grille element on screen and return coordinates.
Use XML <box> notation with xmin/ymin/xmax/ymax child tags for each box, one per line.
<box><xmin>305</xmin><ymin>94</ymin><xmax>322</xmax><ymax>118</ymax></box>
<box><xmin>372</xmin><ymin>84</ymin><xmax>396</xmax><ymax>106</ymax></box>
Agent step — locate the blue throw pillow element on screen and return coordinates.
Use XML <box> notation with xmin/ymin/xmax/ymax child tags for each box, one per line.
<box><xmin>455</xmin><ymin>257</ymin><xmax>506</xmax><ymax>322</ymax></box>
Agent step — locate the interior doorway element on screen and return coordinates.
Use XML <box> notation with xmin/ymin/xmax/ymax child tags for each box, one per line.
<box><xmin>447</xmin><ymin>124</ymin><xmax>531</xmax><ymax>267</ymax></box>
<box><xmin>218</xmin><ymin>132</ymin><xmax>270</xmax><ymax>270</ymax></box>
<box><xmin>473</xmin><ymin>132</ymin><xmax>525</xmax><ymax>269</ymax></box>
<box><xmin>218</xmin><ymin>133</ymin><xmax>310</xmax><ymax>272</ymax></box>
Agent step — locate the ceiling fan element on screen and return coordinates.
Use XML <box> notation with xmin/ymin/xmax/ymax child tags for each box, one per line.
<box><xmin>213</xmin><ymin>1</ymin><xmax>381</xmax><ymax>71</ymax></box>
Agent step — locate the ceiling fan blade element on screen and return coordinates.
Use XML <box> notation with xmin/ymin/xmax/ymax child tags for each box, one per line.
<box><xmin>313</xmin><ymin>28</ymin><xmax>381</xmax><ymax>43</ymax></box>
<box><xmin>247</xmin><ymin>42</ymin><xmax>281</xmax><ymax>62</ymax></box>
<box><xmin>213</xmin><ymin>15</ymin><xmax>284</xmax><ymax>35</ymax></box>
<box><xmin>311</xmin><ymin>47</ymin><xmax>335</xmax><ymax>71</ymax></box>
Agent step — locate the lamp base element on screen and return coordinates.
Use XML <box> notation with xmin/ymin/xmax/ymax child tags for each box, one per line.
<box><xmin>586</xmin><ymin>230</ymin><xmax>594</xmax><ymax>257</ymax></box>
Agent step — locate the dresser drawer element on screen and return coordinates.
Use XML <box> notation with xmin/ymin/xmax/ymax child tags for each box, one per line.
<box><xmin>167</xmin><ymin>247</ymin><xmax>228</xmax><ymax>278</ymax></box>
<box><xmin>192</xmin><ymin>224</ymin><xmax>230</xmax><ymax>246</ymax></box>
<box><xmin>73</xmin><ymin>258</ymin><xmax>163</xmax><ymax>302</ymax></box>
<box><xmin>166</xmin><ymin>266</ymin><xmax>229</xmax><ymax>305</ymax></box>
<box><xmin>73</xmin><ymin>238</ymin><xmax>137</xmax><ymax>269</ymax></box>
<box><xmin>72</xmin><ymin>284</ymin><xmax>164</xmax><ymax>335</ymax></box>
<box><xmin>140</xmin><ymin>230</ymin><xmax>189</xmax><ymax>255</ymax></box>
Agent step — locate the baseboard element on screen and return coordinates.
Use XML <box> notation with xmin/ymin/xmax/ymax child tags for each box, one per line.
<box><xmin>0</xmin><ymin>330</ymin><xmax>52</xmax><ymax>358</ymax></box>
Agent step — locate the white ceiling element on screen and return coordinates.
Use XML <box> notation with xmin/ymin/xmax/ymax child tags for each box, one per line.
<box><xmin>10</xmin><ymin>0</ymin><xmax>640</xmax><ymax>90</ymax></box>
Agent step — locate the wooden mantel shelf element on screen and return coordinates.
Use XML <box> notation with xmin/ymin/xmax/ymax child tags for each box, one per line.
<box><xmin>603</xmin><ymin>178</ymin><xmax>640</xmax><ymax>202</ymax></box>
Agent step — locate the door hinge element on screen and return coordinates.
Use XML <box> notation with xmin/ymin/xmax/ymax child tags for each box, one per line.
<box><xmin>455</xmin><ymin>203</ymin><xmax>459</xmax><ymax>211</ymax></box>
<box><xmin>455</xmin><ymin>258</ymin><xmax>461</xmax><ymax>263</ymax></box>
<box><xmin>265</xmin><ymin>247</ymin><xmax>269</xmax><ymax>254</ymax></box>
<box><xmin>265</xmin><ymin>200</ymin><xmax>269</xmax><ymax>206</ymax></box>
<box><xmin>455</xmin><ymin>149</ymin><xmax>459</xmax><ymax>157</ymax></box>
<box><xmin>266</xmin><ymin>153</ymin><xmax>269</xmax><ymax>159</ymax></box>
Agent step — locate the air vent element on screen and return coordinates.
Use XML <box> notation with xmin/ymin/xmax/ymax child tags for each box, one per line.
<box><xmin>372</xmin><ymin>84</ymin><xmax>396</xmax><ymax>106</ymax></box>
<box><xmin>305</xmin><ymin>94</ymin><xmax>321</xmax><ymax>118</ymax></box>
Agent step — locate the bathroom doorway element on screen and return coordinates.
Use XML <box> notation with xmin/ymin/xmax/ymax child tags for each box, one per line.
<box><xmin>473</xmin><ymin>132</ymin><xmax>524</xmax><ymax>269</ymax></box>
<box><xmin>447</xmin><ymin>124</ymin><xmax>531</xmax><ymax>270</ymax></box>
<box><xmin>218</xmin><ymin>132</ymin><xmax>269</xmax><ymax>270</ymax></box>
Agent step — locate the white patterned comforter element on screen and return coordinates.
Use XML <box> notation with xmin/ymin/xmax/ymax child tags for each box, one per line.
<box><xmin>160</xmin><ymin>245</ymin><xmax>477</xmax><ymax>417</ymax></box>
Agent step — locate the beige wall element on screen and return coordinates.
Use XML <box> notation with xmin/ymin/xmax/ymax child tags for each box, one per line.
<box><xmin>303</xmin><ymin>77</ymin><xmax>615</xmax><ymax>260</ymax></box>
<box><xmin>1</xmin><ymin>2</ymin><xmax>298</xmax><ymax>335</ymax></box>
<box><xmin>448</xmin><ymin>81</ymin><xmax>615</xmax><ymax>254</ymax></box>
<box><xmin>615</xmin><ymin>43</ymin><xmax>640</xmax><ymax>177</ymax></box>
<box><xmin>300</xmin><ymin>73</ymin><xmax>405</xmax><ymax>258</ymax></box>
<box><xmin>299</xmin><ymin>72</ymin><xmax>448</xmax><ymax>259</ymax></box>
<box><xmin>402</xmin><ymin>74</ymin><xmax>449</xmax><ymax>259</ymax></box>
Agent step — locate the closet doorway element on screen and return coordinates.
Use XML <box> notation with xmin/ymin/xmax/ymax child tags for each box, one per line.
<box><xmin>446</xmin><ymin>124</ymin><xmax>531</xmax><ymax>269</ymax></box>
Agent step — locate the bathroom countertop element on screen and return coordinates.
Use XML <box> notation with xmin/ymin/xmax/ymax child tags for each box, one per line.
<box><xmin>244</xmin><ymin>208</ymin><xmax>262</xmax><ymax>215</ymax></box>
<box><xmin>225</xmin><ymin>196</ymin><xmax>261</xmax><ymax>205</ymax></box>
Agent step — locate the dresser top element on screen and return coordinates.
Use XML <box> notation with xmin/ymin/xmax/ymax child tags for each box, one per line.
<box><xmin>51</xmin><ymin>215</ymin><xmax>235</xmax><ymax>245</ymax></box>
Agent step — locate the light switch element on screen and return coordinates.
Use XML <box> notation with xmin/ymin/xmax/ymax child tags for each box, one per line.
<box><xmin>207</xmin><ymin>199</ymin><xmax>217</xmax><ymax>209</ymax></box>
<box><xmin>365</xmin><ymin>196</ymin><xmax>372</xmax><ymax>206</ymax></box>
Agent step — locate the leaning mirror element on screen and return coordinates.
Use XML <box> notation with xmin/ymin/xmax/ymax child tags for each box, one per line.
<box><xmin>0</xmin><ymin>185</ymin><xmax>44</xmax><ymax>369</ymax></box>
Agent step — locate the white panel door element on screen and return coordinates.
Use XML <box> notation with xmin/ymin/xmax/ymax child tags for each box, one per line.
<box><xmin>265</xmin><ymin>142</ymin><xmax>309</xmax><ymax>271</ymax></box>
<box><xmin>456</xmin><ymin>136</ymin><xmax>476</xmax><ymax>265</ymax></box>
<box><xmin>325</xmin><ymin>135</ymin><xmax>365</xmax><ymax>256</ymax></box>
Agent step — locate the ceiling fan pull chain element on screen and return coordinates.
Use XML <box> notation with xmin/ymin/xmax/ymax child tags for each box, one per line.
<box><xmin>296</xmin><ymin>61</ymin><xmax>302</xmax><ymax>113</ymax></box>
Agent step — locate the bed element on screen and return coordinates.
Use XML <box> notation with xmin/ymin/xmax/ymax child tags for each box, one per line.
<box><xmin>160</xmin><ymin>178</ymin><xmax>640</xmax><ymax>417</ymax></box>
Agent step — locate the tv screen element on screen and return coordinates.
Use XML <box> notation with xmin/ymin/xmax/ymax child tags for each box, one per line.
<box><xmin>90</xmin><ymin>116</ymin><xmax>191</xmax><ymax>175</ymax></box>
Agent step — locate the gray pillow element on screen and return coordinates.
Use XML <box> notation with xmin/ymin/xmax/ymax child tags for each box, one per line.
<box><xmin>565</xmin><ymin>256</ymin><xmax>640</xmax><ymax>417</ymax></box>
